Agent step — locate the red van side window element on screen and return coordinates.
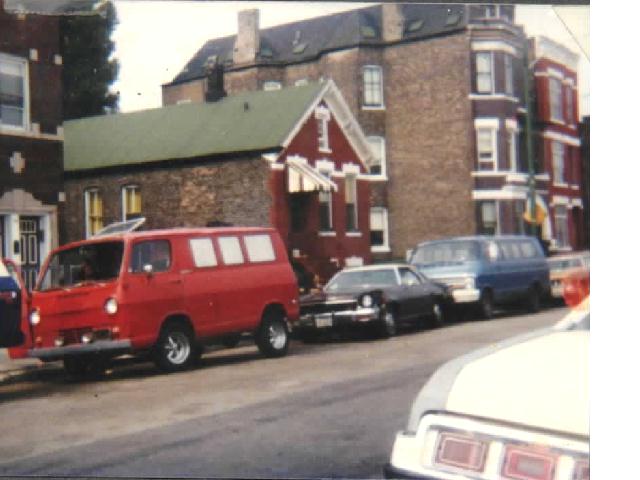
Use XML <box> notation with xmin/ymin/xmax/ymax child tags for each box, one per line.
<box><xmin>244</xmin><ymin>234</ymin><xmax>276</xmax><ymax>263</ymax></box>
<box><xmin>217</xmin><ymin>236</ymin><xmax>244</xmax><ymax>265</ymax></box>
<box><xmin>131</xmin><ymin>240</ymin><xmax>171</xmax><ymax>273</ymax></box>
<box><xmin>189</xmin><ymin>237</ymin><xmax>217</xmax><ymax>268</ymax></box>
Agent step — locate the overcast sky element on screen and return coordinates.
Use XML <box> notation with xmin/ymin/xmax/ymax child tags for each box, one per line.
<box><xmin>111</xmin><ymin>1</ymin><xmax>590</xmax><ymax>116</ymax></box>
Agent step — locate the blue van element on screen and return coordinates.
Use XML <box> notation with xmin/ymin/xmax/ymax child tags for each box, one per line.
<box><xmin>1</xmin><ymin>258</ymin><xmax>26</xmax><ymax>348</ymax></box>
<box><xmin>409</xmin><ymin>236</ymin><xmax>549</xmax><ymax>319</ymax></box>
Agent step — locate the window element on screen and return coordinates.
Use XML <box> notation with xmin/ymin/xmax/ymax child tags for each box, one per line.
<box><xmin>554</xmin><ymin>206</ymin><xmax>569</xmax><ymax>248</ymax></box>
<box><xmin>370</xmin><ymin>207</ymin><xmax>389</xmax><ymax>252</ymax></box>
<box><xmin>479</xmin><ymin>201</ymin><xmax>498</xmax><ymax>235</ymax></box>
<box><xmin>345</xmin><ymin>175</ymin><xmax>358</xmax><ymax>232</ymax></box>
<box><xmin>218</xmin><ymin>236</ymin><xmax>244</xmax><ymax>265</ymax></box>
<box><xmin>121</xmin><ymin>185</ymin><xmax>142</xmax><ymax>221</ymax></box>
<box><xmin>507</xmin><ymin>128</ymin><xmax>518</xmax><ymax>171</ymax></box>
<box><xmin>363</xmin><ymin>65</ymin><xmax>383</xmax><ymax>107</ymax></box>
<box><xmin>504</xmin><ymin>54</ymin><xmax>514</xmax><ymax>96</ymax></box>
<box><xmin>315</xmin><ymin>106</ymin><xmax>331</xmax><ymax>152</ymax></box>
<box><xmin>565</xmin><ymin>86</ymin><xmax>574</xmax><ymax>124</ymax></box>
<box><xmin>0</xmin><ymin>54</ymin><xmax>28</xmax><ymax>129</ymax></box>
<box><xmin>84</xmin><ymin>189</ymin><xmax>103</xmax><ymax>238</ymax></box>
<box><xmin>549</xmin><ymin>77</ymin><xmax>563</xmax><ymax>122</ymax></box>
<box><xmin>366</xmin><ymin>136</ymin><xmax>386</xmax><ymax>176</ymax></box>
<box><xmin>476</xmin><ymin>128</ymin><xmax>496</xmax><ymax>170</ymax></box>
<box><xmin>552</xmin><ymin>141</ymin><xmax>565</xmax><ymax>184</ymax></box>
<box><xmin>475</xmin><ymin>52</ymin><xmax>494</xmax><ymax>94</ymax></box>
<box><xmin>131</xmin><ymin>240</ymin><xmax>171</xmax><ymax>273</ymax></box>
<box><xmin>519</xmin><ymin>240</ymin><xmax>538</xmax><ymax>258</ymax></box>
<box><xmin>514</xmin><ymin>200</ymin><xmax>526</xmax><ymax>234</ymax></box>
<box><xmin>189</xmin><ymin>238</ymin><xmax>217</xmax><ymax>268</ymax></box>
<box><xmin>399</xmin><ymin>268</ymin><xmax>422</xmax><ymax>287</ymax></box>
<box><xmin>244</xmin><ymin>234</ymin><xmax>276</xmax><ymax>263</ymax></box>
<box><xmin>263</xmin><ymin>81</ymin><xmax>282</xmax><ymax>91</ymax></box>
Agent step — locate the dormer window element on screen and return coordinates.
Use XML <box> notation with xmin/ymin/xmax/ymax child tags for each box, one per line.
<box><xmin>315</xmin><ymin>106</ymin><xmax>331</xmax><ymax>153</ymax></box>
<box><xmin>0</xmin><ymin>53</ymin><xmax>29</xmax><ymax>130</ymax></box>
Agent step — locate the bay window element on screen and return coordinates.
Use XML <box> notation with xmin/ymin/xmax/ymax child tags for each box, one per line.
<box><xmin>475</xmin><ymin>52</ymin><xmax>494</xmax><ymax>94</ymax></box>
<box><xmin>0</xmin><ymin>54</ymin><xmax>28</xmax><ymax>130</ymax></box>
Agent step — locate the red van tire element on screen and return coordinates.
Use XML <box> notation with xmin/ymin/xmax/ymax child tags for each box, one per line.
<box><xmin>153</xmin><ymin>322</ymin><xmax>196</xmax><ymax>372</ymax></box>
<box><xmin>256</xmin><ymin>311</ymin><xmax>289</xmax><ymax>358</ymax></box>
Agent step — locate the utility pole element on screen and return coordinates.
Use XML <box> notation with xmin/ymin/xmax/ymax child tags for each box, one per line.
<box><xmin>522</xmin><ymin>39</ymin><xmax>538</xmax><ymax>236</ymax></box>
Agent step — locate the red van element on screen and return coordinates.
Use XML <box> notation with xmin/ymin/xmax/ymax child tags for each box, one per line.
<box><xmin>27</xmin><ymin>227</ymin><xmax>299</xmax><ymax>374</ymax></box>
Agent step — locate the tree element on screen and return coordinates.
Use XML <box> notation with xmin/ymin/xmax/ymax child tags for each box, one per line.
<box><xmin>60</xmin><ymin>0</ymin><xmax>119</xmax><ymax>120</ymax></box>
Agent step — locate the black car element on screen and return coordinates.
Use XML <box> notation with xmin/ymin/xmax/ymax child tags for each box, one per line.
<box><xmin>296</xmin><ymin>264</ymin><xmax>450</xmax><ymax>341</ymax></box>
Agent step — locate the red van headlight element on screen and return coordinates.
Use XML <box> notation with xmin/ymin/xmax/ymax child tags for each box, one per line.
<box><xmin>29</xmin><ymin>308</ymin><xmax>41</xmax><ymax>325</ymax></box>
<box><xmin>104</xmin><ymin>298</ymin><xmax>118</xmax><ymax>315</ymax></box>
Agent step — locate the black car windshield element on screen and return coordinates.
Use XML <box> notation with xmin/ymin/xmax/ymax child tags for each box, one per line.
<box><xmin>412</xmin><ymin>241</ymin><xmax>481</xmax><ymax>265</ymax></box>
<box><xmin>37</xmin><ymin>241</ymin><xmax>124</xmax><ymax>291</ymax></box>
<box><xmin>325</xmin><ymin>269</ymin><xmax>398</xmax><ymax>291</ymax></box>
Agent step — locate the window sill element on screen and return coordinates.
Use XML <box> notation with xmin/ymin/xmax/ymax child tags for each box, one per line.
<box><xmin>360</xmin><ymin>174</ymin><xmax>388</xmax><ymax>182</ymax></box>
<box><xmin>372</xmin><ymin>246</ymin><xmax>391</xmax><ymax>253</ymax></box>
<box><xmin>318</xmin><ymin>231</ymin><xmax>336</xmax><ymax>237</ymax></box>
<box><xmin>553</xmin><ymin>182</ymin><xmax>569</xmax><ymax>188</ymax></box>
<box><xmin>362</xmin><ymin>105</ymin><xmax>386</xmax><ymax>111</ymax></box>
<box><xmin>346</xmin><ymin>232</ymin><xmax>362</xmax><ymax>238</ymax></box>
<box><xmin>318</xmin><ymin>147</ymin><xmax>332</xmax><ymax>154</ymax></box>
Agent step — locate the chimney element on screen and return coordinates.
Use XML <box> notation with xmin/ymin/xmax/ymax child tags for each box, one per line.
<box><xmin>233</xmin><ymin>9</ymin><xmax>260</xmax><ymax>65</ymax></box>
<box><xmin>205</xmin><ymin>63</ymin><xmax>226</xmax><ymax>103</ymax></box>
<box><xmin>382</xmin><ymin>4</ymin><xmax>404</xmax><ymax>43</ymax></box>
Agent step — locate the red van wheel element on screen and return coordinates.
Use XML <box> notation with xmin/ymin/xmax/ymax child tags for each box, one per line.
<box><xmin>154</xmin><ymin>323</ymin><xmax>195</xmax><ymax>372</ymax></box>
<box><xmin>256</xmin><ymin>311</ymin><xmax>289</xmax><ymax>358</ymax></box>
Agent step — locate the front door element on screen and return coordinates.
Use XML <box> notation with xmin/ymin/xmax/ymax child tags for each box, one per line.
<box><xmin>19</xmin><ymin>216</ymin><xmax>40</xmax><ymax>290</ymax></box>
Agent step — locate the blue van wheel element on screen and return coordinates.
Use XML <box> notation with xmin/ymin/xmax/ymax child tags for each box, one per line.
<box><xmin>477</xmin><ymin>290</ymin><xmax>494</xmax><ymax>320</ymax></box>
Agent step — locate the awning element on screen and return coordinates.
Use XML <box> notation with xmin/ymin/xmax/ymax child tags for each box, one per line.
<box><xmin>286</xmin><ymin>158</ymin><xmax>337</xmax><ymax>193</ymax></box>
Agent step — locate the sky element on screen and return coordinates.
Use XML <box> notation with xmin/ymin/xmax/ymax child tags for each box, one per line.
<box><xmin>111</xmin><ymin>1</ymin><xmax>590</xmax><ymax>116</ymax></box>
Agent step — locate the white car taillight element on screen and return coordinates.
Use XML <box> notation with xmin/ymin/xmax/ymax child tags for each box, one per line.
<box><xmin>433</xmin><ymin>431</ymin><xmax>488</xmax><ymax>472</ymax></box>
<box><xmin>502</xmin><ymin>445</ymin><xmax>557</xmax><ymax>480</ymax></box>
<box><xmin>29</xmin><ymin>309</ymin><xmax>41</xmax><ymax>325</ymax></box>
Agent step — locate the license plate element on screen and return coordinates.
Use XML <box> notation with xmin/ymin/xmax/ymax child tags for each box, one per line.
<box><xmin>315</xmin><ymin>314</ymin><xmax>333</xmax><ymax>328</ymax></box>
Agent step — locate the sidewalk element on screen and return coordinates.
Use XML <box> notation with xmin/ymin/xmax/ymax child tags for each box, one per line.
<box><xmin>0</xmin><ymin>348</ymin><xmax>51</xmax><ymax>383</ymax></box>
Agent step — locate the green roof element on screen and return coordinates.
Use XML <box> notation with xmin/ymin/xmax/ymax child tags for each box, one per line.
<box><xmin>64</xmin><ymin>82</ymin><xmax>325</xmax><ymax>172</ymax></box>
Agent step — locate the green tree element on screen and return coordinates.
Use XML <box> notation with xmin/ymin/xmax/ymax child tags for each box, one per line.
<box><xmin>60</xmin><ymin>0</ymin><xmax>119</xmax><ymax>120</ymax></box>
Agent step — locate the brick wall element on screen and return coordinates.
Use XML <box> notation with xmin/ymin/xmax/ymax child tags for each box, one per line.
<box><xmin>382</xmin><ymin>33</ymin><xmax>476</xmax><ymax>256</ymax></box>
<box><xmin>62</xmin><ymin>156</ymin><xmax>272</xmax><ymax>243</ymax></box>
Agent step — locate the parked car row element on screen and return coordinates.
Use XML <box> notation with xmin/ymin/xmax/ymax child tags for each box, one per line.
<box><xmin>2</xmin><ymin>227</ymin><xmax>584</xmax><ymax>377</ymax></box>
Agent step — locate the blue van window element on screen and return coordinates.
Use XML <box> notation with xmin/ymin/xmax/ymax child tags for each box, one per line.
<box><xmin>519</xmin><ymin>240</ymin><xmax>537</xmax><ymax>258</ymax></box>
<box><xmin>413</xmin><ymin>241</ymin><xmax>481</xmax><ymax>264</ymax></box>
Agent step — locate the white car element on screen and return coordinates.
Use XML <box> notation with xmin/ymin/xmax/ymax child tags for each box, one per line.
<box><xmin>384</xmin><ymin>301</ymin><xmax>589</xmax><ymax>480</ymax></box>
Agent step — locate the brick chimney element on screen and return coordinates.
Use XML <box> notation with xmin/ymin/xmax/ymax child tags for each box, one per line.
<box><xmin>381</xmin><ymin>4</ymin><xmax>404</xmax><ymax>43</ymax></box>
<box><xmin>233</xmin><ymin>9</ymin><xmax>260</xmax><ymax>65</ymax></box>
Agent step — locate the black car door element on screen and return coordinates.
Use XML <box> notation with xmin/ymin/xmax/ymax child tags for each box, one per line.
<box><xmin>398</xmin><ymin>267</ymin><xmax>430</xmax><ymax>320</ymax></box>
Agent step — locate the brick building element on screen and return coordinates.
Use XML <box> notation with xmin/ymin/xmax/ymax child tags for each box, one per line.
<box><xmin>530</xmin><ymin>36</ymin><xmax>585</xmax><ymax>252</ymax></box>
<box><xmin>162</xmin><ymin>3</ymin><xmax>573</xmax><ymax>259</ymax></box>
<box><xmin>0</xmin><ymin>0</ymin><xmax>66</xmax><ymax>288</ymax></box>
<box><xmin>63</xmin><ymin>81</ymin><xmax>375</xmax><ymax>281</ymax></box>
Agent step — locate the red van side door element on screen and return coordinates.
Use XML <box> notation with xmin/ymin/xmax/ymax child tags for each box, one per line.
<box><xmin>121</xmin><ymin>238</ymin><xmax>185</xmax><ymax>348</ymax></box>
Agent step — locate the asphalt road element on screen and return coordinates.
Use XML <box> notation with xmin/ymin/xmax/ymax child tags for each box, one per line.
<box><xmin>0</xmin><ymin>307</ymin><xmax>567</xmax><ymax>478</ymax></box>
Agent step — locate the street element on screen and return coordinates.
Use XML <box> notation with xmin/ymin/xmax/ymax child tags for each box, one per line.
<box><xmin>0</xmin><ymin>307</ymin><xmax>566</xmax><ymax>478</ymax></box>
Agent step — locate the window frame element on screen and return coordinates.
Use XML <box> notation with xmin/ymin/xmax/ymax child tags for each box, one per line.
<box><xmin>479</xmin><ymin>200</ymin><xmax>500</xmax><ymax>235</ymax></box>
<box><xmin>549</xmin><ymin>77</ymin><xmax>564</xmax><ymax>123</ymax></box>
<box><xmin>554</xmin><ymin>205</ymin><xmax>569</xmax><ymax>248</ymax></box>
<box><xmin>475</xmin><ymin>52</ymin><xmax>494</xmax><ymax>94</ymax></box>
<box><xmin>552</xmin><ymin>140</ymin><xmax>565</xmax><ymax>185</ymax></box>
<box><xmin>121</xmin><ymin>184</ymin><xmax>142</xmax><ymax>221</ymax></box>
<box><xmin>84</xmin><ymin>188</ymin><xmax>104</xmax><ymax>238</ymax></box>
<box><xmin>506</xmin><ymin>127</ymin><xmax>518</xmax><ymax>172</ymax></box>
<box><xmin>476</xmin><ymin>127</ymin><xmax>497</xmax><ymax>171</ymax></box>
<box><xmin>565</xmin><ymin>85</ymin><xmax>574</xmax><ymax>125</ymax></box>
<box><xmin>366</xmin><ymin>136</ymin><xmax>387</xmax><ymax>177</ymax></box>
<box><xmin>362</xmin><ymin>65</ymin><xmax>384</xmax><ymax>109</ymax></box>
<box><xmin>370</xmin><ymin>207</ymin><xmax>389</xmax><ymax>253</ymax></box>
<box><xmin>504</xmin><ymin>54</ymin><xmax>514</xmax><ymax>96</ymax></box>
<box><xmin>345</xmin><ymin>174</ymin><xmax>358</xmax><ymax>232</ymax></box>
<box><xmin>0</xmin><ymin>53</ymin><xmax>30</xmax><ymax>131</ymax></box>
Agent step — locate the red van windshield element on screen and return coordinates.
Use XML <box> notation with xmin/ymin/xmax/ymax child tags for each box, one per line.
<box><xmin>37</xmin><ymin>241</ymin><xmax>124</xmax><ymax>291</ymax></box>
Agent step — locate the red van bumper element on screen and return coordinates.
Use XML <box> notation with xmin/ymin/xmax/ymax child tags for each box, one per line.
<box><xmin>29</xmin><ymin>339</ymin><xmax>132</xmax><ymax>361</ymax></box>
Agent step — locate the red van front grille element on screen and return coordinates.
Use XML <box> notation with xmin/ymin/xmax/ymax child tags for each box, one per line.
<box><xmin>61</xmin><ymin>328</ymin><xmax>93</xmax><ymax>346</ymax></box>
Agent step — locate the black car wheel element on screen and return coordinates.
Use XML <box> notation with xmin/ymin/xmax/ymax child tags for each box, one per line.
<box><xmin>376</xmin><ymin>306</ymin><xmax>397</xmax><ymax>338</ymax></box>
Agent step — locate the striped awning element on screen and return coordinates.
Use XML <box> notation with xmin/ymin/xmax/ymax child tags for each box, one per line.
<box><xmin>286</xmin><ymin>158</ymin><xmax>337</xmax><ymax>193</ymax></box>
